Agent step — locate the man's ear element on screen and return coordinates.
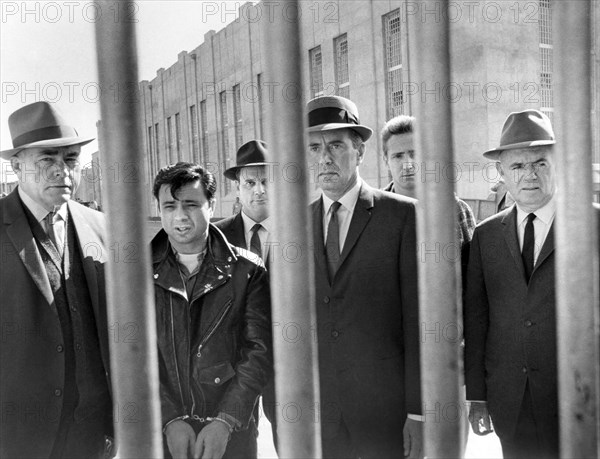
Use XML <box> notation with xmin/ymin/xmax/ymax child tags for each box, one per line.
<box><xmin>235</xmin><ymin>181</ymin><xmax>241</xmax><ymax>193</ymax></box>
<box><xmin>208</xmin><ymin>198</ymin><xmax>216</xmax><ymax>216</ymax></box>
<box><xmin>495</xmin><ymin>162</ymin><xmax>504</xmax><ymax>177</ymax></box>
<box><xmin>10</xmin><ymin>155</ymin><xmax>22</xmax><ymax>176</ymax></box>
<box><xmin>357</xmin><ymin>143</ymin><xmax>366</xmax><ymax>165</ymax></box>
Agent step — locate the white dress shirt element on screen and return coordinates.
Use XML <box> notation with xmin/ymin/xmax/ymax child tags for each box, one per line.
<box><xmin>241</xmin><ymin>211</ymin><xmax>271</xmax><ymax>261</ymax></box>
<box><xmin>515</xmin><ymin>195</ymin><xmax>556</xmax><ymax>265</ymax></box>
<box><xmin>19</xmin><ymin>187</ymin><xmax>67</xmax><ymax>247</ymax></box>
<box><xmin>321</xmin><ymin>179</ymin><xmax>362</xmax><ymax>251</ymax></box>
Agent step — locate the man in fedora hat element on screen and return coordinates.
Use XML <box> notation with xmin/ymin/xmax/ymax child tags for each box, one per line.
<box><xmin>306</xmin><ymin>95</ymin><xmax>422</xmax><ymax>458</ymax></box>
<box><xmin>464</xmin><ymin>109</ymin><xmax>599</xmax><ymax>458</ymax></box>
<box><xmin>0</xmin><ymin>102</ymin><xmax>113</xmax><ymax>458</ymax></box>
<box><xmin>215</xmin><ymin>140</ymin><xmax>271</xmax><ymax>263</ymax></box>
<box><xmin>214</xmin><ymin>139</ymin><xmax>278</xmax><ymax>446</ymax></box>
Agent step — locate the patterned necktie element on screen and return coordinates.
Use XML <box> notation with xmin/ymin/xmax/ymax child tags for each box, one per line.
<box><xmin>250</xmin><ymin>223</ymin><xmax>262</xmax><ymax>258</ymax></box>
<box><xmin>522</xmin><ymin>213</ymin><xmax>536</xmax><ymax>282</ymax></box>
<box><xmin>45</xmin><ymin>211</ymin><xmax>64</xmax><ymax>257</ymax></box>
<box><xmin>325</xmin><ymin>202</ymin><xmax>342</xmax><ymax>282</ymax></box>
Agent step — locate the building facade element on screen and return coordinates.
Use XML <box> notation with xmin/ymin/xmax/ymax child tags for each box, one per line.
<box><xmin>136</xmin><ymin>0</ymin><xmax>600</xmax><ymax>217</ymax></box>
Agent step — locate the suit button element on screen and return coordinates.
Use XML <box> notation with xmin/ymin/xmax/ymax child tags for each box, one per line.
<box><xmin>54</xmin><ymin>389</ymin><xmax>62</xmax><ymax>397</ymax></box>
<box><xmin>76</xmin><ymin>343</ymin><xmax>82</xmax><ymax>350</ymax></box>
<box><xmin>522</xmin><ymin>366</ymin><xmax>528</xmax><ymax>374</ymax></box>
<box><xmin>56</xmin><ymin>345</ymin><xmax>63</xmax><ymax>353</ymax></box>
<box><xmin>323</xmin><ymin>296</ymin><xmax>330</xmax><ymax>304</ymax></box>
<box><xmin>331</xmin><ymin>330</ymin><xmax>339</xmax><ymax>338</ymax></box>
<box><xmin>214</xmin><ymin>377</ymin><xmax>221</xmax><ymax>384</ymax></box>
<box><xmin>525</xmin><ymin>320</ymin><xmax>533</xmax><ymax>327</ymax></box>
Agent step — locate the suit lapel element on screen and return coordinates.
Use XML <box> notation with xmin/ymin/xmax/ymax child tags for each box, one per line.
<box><xmin>4</xmin><ymin>192</ymin><xmax>54</xmax><ymax>308</ymax></box>
<box><xmin>312</xmin><ymin>198</ymin><xmax>328</xmax><ymax>277</ymax></box>
<box><xmin>501</xmin><ymin>205</ymin><xmax>527</xmax><ymax>282</ymax></box>
<box><xmin>68</xmin><ymin>202</ymin><xmax>106</xmax><ymax>316</ymax></box>
<box><xmin>338</xmin><ymin>185</ymin><xmax>373</xmax><ymax>268</ymax></box>
<box><xmin>533</xmin><ymin>221</ymin><xmax>555</xmax><ymax>272</ymax></box>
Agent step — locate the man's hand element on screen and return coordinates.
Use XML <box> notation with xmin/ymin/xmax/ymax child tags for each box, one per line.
<box><xmin>403</xmin><ymin>418</ymin><xmax>423</xmax><ymax>459</ymax></box>
<box><xmin>468</xmin><ymin>401</ymin><xmax>493</xmax><ymax>436</ymax></box>
<box><xmin>193</xmin><ymin>421</ymin><xmax>230</xmax><ymax>459</ymax></box>
<box><xmin>165</xmin><ymin>420</ymin><xmax>196</xmax><ymax>459</ymax></box>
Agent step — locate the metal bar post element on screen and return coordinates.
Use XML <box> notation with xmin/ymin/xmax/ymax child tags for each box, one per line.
<box><xmin>94</xmin><ymin>2</ymin><xmax>162</xmax><ymax>456</ymax></box>
<box><xmin>407</xmin><ymin>0</ymin><xmax>463</xmax><ymax>456</ymax></box>
<box><xmin>553</xmin><ymin>1</ymin><xmax>600</xmax><ymax>457</ymax></box>
<box><xmin>263</xmin><ymin>0</ymin><xmax>322</xmax><ymax>457</ymax></box>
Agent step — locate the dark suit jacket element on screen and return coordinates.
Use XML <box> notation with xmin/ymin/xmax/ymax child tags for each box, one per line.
<box><xmin>310</xmin><ymin>183</ymin><xmax>421</xmax><ymax>456</ymax></box>
<box><xmin>0</xmin><ymin>189</ymin><xmax>111</xmax><ymax>458</ymax></box>
<box><xmin>464</xmin><ymin>204</ymin><xmax>600</xmax><ymax>442</ymax></box>
<box><xmin>214</xmin><ymin>212</ymin><xmax>246</xmax><ymax>249</ymax></box>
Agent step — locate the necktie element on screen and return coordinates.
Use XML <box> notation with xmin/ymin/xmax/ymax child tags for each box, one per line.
<box><xmin>250</xmin><ymin>224</ymin><xmax>262</xmax><ymax>258</ymax></box>
<box><xmin>325</xmin><ymin>202</ymin><xmax>342</xmax><ymax>282</ymax></box>
<box><xmin>45</xmin><ymin>211</ymin><xmax>64</xmax><ymax>256</ymax></box>
<box><xmin>522</xmin><ymin>213</ymin><xmax>536</xmax><ymax>282</ymax></box>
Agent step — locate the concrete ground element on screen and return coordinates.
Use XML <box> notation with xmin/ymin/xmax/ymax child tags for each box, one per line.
<box><xmin>255</xmin><ymin>402</ymin><xmax>503</xmax><ymax>458</ymax></box>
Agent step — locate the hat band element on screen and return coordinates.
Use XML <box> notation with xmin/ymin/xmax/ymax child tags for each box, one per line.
<box><xmin>308</xmin><ymin>107</ymin><xmax>359</xmax><ymax>127</ymax></box>
<box><xmin>12</xmin><ymin>125</ymin><xmax>78</xmax><ymax>149</ymax></box>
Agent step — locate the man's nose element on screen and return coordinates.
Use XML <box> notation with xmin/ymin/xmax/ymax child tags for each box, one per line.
<box><xmin>255</xmin><ymin>182</ymin><xmax>266</xmax><ymax>194</ymax></box>
<box><xmin>173</xmin><ymin>207</ymin><xmax>188</xmax><ymax>220</ymax></box>
<box><xmin>48</xmin><ymin>158</ymin><xmax>69</xmax><ymax>179</ymax></box>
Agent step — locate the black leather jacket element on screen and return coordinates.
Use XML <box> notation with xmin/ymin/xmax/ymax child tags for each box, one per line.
<box><xmin>152</xmin><ymin>224</ymin><xmax>272</xmax><ymax>430</ymax></box>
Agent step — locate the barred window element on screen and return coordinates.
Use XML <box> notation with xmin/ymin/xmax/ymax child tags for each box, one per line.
<box><xmin>233</xmin><ymin>84</ymin><xmax>243</xmax><ymax>149</ymax></box>
<box><xmin>148</xmin><ymin>125</ymin><xmax>154</xmax><ymax>178</ymax></box>
<box><xmin>309</xmin><ymin>46</ymin><xmax>324</xmax><ymax>98</ymax></box>
<box><xmin>334</xmin><ymin>34</ymin><xmax>350</xmax><ymax>99</ymax></box>
<box><xmin>219</xmin><ymin>91</ymin><xmax>231</xmax><ymax>193</ymax></box>
<box><xmin>383</xmin><ymin>9</ymin><xmax>404</xmax><ymax>118</ymax></box>
<box><xmin>190</xmin><ymin>105</ymin><xmax>200</xmax><ymax>163</ymax></box>
<box><xmin>539</xmin><ymin>0</ymin><xmax>553</xmax><ymax>116</ymax></box>
<box><xmin>166</xmin><ymin>116</ymin><xmax>174</xmax><ymax>163</ymax></box>
<box><xmin>200</xmin><ymin>100</ymin><xmax>208</xmax><ymax>163</ymax></box>
<box><xmin>175</xmin><ymin>113</ymin><xmax>182</xmax><ymax>161</ymax></box>
<box><xmin>154</xmin><ymin>123</ymin><xmax>160</xmax><ymax>166</ymax></box>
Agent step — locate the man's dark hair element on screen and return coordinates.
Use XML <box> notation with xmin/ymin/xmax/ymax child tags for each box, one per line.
<box><xmin>153</xmin><ymin>162</ymin><xmax>217</xmax><ymax>202</ymax></box>
<box><xmin>381</xmin><ymin>115</ymin><xmax>416</xmax><ymax>156</ymax></box>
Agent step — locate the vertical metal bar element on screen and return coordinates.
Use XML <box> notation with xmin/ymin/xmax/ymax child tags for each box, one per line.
<box><xmin>94</xmin><ymin>2</ymin><xmax>162</xmax><ymax>457</ymax></box>
<box><xmin>263</xmin><ymin>1</ymin><xmax>322</xmax><ymax>457</ymax></box>
<box><xmin>553</xmin><ymin>1</ymin><xmax>600</xmax><ymax>457</ymax></box>
<box><xmin>407</xmin><ymin>1</ymin><xmax>463</xmax><ymax>457</ymax></box>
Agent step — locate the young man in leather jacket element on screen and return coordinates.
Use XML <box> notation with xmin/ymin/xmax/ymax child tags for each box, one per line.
<box><xmin>151</xmin><ymin>162</ymin><xmax>272</xmax><ymax>459</ymax></box>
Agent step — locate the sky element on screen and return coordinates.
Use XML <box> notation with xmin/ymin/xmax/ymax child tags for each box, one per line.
<box><xmin>1</xmin><ymin>0</ymin><xmax>243</xmax><ymax>181</ymax></box>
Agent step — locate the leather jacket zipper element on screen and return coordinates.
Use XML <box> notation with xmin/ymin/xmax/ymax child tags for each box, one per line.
<box><xmin>197</xmin><ymin>300</ymin><xmax>233</xmax><ymax>357</ymax></box>
<box><xmin>169</xmin><ymin>296</ymin><xmax>186</xmax><ymax>411</ymax></box>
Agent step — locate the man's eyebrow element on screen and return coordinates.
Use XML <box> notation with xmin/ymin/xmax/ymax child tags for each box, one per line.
<box><xmin>38</xmin><ymin>149</ymin><xmax>60</xmax><ymax>155</ymax></box>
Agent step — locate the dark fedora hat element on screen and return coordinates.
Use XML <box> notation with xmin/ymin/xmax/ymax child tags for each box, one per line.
<box><xmin>1</xmin><ymin>101</ymin><xmax>94</xmax><ymax>160</ymax></box>
<box><xmin>484</xmin><ymin>109</ymin><xmax>555</xmax><ymax>160</ymax></box>
<box><xmin>224</xmin><ymin>139</ymin><xmax>270</xmax><ymax>181</ymax></box>
<box><xmin>306</xmin><ymin>95</ymin><xmax>373</xmax><ymax>141</ymax></box>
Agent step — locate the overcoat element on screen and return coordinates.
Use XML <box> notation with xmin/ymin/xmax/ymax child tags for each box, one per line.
<box><xmin>0</xmin><ymin>189</ymin><xmax>112</xmax><ymax>458</ymax></box>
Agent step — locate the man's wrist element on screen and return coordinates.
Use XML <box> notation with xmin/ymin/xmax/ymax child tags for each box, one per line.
<box><xmin>407</xmin><ymin>413</ymin><xmax>425</xmax><ymax>422</ymax></box>
<box><xmin>163</xmin><ymin>415</ymin><xmax>190</xmax><ymax>434</ymax></box>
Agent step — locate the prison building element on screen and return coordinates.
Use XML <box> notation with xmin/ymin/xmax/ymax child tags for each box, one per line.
<box><xmin>137</xmin><ymin>0</ymin><xmax>600</xmax><ymax>217</ymax></box>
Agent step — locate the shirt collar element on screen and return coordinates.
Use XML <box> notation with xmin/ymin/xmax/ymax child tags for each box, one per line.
<box><xmin>18</xmin><ymin>186</ymin><xmax>67</xmax><ymax>222</ymax></box>
<box><xmin>516</xmin><ymin>194</ymin><xmax>557</xmax><ymax>226</ymax></box>
<box><xmin>241</xmin><ymin>211</ymin><xmax>270</xmax><ymax>234</ymax></box>
<box><xmin>322</xmin><ymin>178</ymin><xmax>362</xmax><ymax>214</ymax></box>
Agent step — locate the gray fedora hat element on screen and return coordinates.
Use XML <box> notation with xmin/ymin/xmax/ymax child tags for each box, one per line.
<box><xmin>224</xmin><ymin>139</ymin><xmax>270</xmax><ymax>181</ymax></box>
<box><xmin>0</xmin><ymin>101</ymin><xmax>94</xmax><ymax>160</ymax></box>
<box><xmin>484</xmin><ymin>109</ymin><xmax>555</xmax><ymax>160</ymax></box>
<box><xmin>306</xmin><ymin>95</ymin><xmax>373</xmax><ymax>141</ymax></box>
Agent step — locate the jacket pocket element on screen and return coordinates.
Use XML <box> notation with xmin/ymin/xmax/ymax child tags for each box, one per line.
<box><xmin>195</xmin><ymin>361</ymin><xmax>236</xmax><ymax>386</ymax></box>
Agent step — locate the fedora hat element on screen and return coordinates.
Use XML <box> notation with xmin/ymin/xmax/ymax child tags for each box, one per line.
<box><xmin>224</xmin><ymin>139</ymin><xmax>270</xmax><ymax>181</ymax></box>
<box><xmin>0</xmin><ymin>101</ymin><xmax>94</xmax><ymax>160</ymax></box>
<box><xmin>484</xmin><ymin>109</ymin><xmax>555</xmax><ymax>160</ymax></box>
<box><xmin>306</xmin><ymin>95</ymin><xmax>373</xmax><ymax>141</ymax></box>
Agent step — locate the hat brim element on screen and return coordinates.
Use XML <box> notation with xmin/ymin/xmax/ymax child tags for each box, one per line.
<box><xmin>307</xmin><ymin>123</ymin><xmax>373</xmax><ymax>142</ymax></box>
<box><xmin>0</xmin><ymin>136</ymin><xmax>95</xmax><ymax>160</ymax></box>
<box><xmin>224</xmin><ymin>162</ymin><xmax>272</xmax><ymax>181</ymax></box>
<box><xmin>483</xmin><ymin>139</ymin><xmax>556</xmax><ymax>160</ymax></box>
